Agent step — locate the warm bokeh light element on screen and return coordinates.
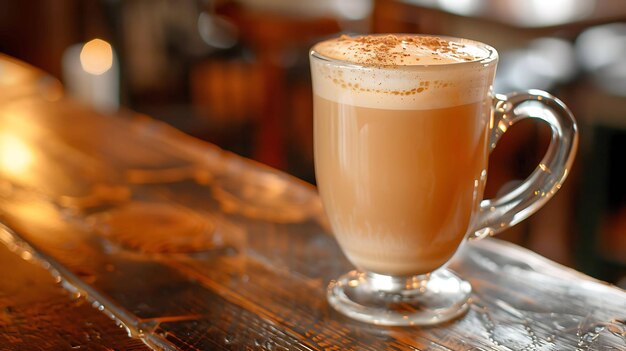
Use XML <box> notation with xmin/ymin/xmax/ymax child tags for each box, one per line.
<box><xmin>437</xmin><ymin>0</ymin><xmax>482</xmax><ymax>16</ymax></box>
<box><xmin>0</xmin><ymin>60</ymin><xmax>29</xmax><ymax>86</ymax></box>
<box><xmin>79</xmin><ymin>39</ymin><xmax>113</xmax><ymax>75</ymax></box>
<box><xmin>0</xmin><ymin>133</ymin><xmax>34</xmax><ymax>176</ymax></box>
<box><xmin>514</xmin><ymin>0</ymin><xmax>595</xmax><ymax>27</ymax></box>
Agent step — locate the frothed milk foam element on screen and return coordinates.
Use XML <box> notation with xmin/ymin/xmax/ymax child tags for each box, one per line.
<box><xmin>312</xmin><ymin>35</ymin><xmax>498</xmax><ymax>276</ymax></box>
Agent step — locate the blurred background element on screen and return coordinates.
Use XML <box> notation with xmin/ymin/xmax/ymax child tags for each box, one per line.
<box><xmin>0</xmin><ymin>0</ymin><xmax>624</xmax><ymax>286</ymax></box>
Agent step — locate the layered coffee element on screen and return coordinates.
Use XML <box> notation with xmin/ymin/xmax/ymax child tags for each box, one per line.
<box><xmin>311</xmin><ymin>35</ymin><xmax>497</xmax><ymax>276</ymax></box>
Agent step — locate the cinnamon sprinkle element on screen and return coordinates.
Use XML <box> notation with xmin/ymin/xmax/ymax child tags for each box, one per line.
<box><xmin>331</xmin><ymin>34</ymin><xmax>477</xmax><ymax>66</ymax></box>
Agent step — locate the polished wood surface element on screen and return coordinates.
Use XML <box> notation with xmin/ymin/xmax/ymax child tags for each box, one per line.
<box><xmin>0</xmin><ymin>242</ymin><xmax>151</xmax><ymax>350</ymax></box>
<box><xmin>1</xmin><ymin>54</ymin><xmax>625</xmax><ymax>350</ymax></box>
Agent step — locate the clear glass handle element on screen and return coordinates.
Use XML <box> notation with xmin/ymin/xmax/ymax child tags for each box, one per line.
<box><xmin>470</xmin><ymin>89</ymin><xmax>579</xmax><ymax>239</ymax></box>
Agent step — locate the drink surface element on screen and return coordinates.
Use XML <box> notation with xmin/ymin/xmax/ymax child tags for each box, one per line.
<box><xmin>313</xmin><ymin>34</ymin><xmax>491</xmax><ymax>66</ymax></box>
<box><xmin>314</xmin><ymin>96</ymin><xmax>489</xmax><ymax>275</ymax></box>
<box><xmin>311</xmin><ymin>34</ymin><xmax>497</xmax><ymax>110</ymax></box>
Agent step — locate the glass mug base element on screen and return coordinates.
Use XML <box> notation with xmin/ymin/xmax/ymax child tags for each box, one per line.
<box><xmin>327</xmin><ymin>269</ymin><xmax>471</xmax><ymax>326</ymax></box>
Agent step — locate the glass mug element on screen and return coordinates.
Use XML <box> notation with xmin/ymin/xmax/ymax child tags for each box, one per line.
<box><xmin>310</xmin><ymin>35</ymin><xmax>578</xmax><ymax>326</ymax></box>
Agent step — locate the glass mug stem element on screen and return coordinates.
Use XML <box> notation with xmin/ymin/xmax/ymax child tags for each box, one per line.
<box><xmin>311</xmin><ymin>35</ymin><xmax>578</xmax><ymax>326</ymax></box>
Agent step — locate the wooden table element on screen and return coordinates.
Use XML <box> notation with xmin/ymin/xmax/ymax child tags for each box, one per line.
<box><xmin>1</xmin><ymin>55</ymin><xmax>625</xmax><ymax>350</ymax></box>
